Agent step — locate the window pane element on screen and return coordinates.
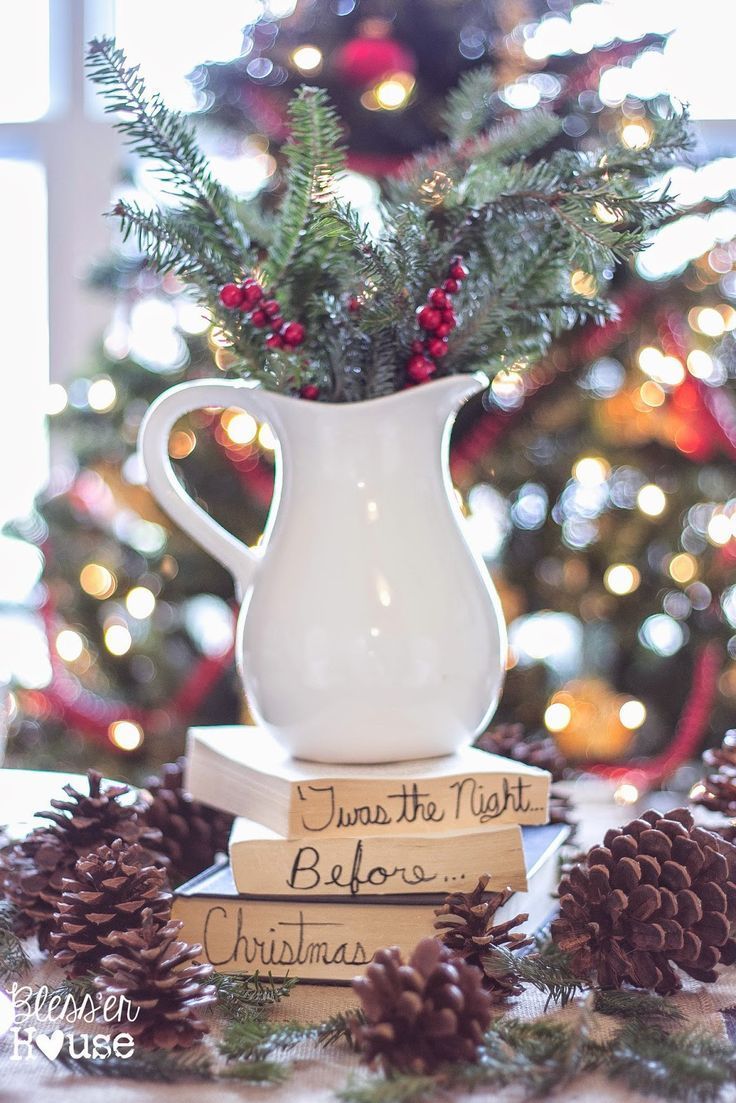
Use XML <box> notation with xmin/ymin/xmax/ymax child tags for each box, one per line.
<box><xmin>0</xmin><ymin>160</ymin><xmax>48</xmax><ymax>525</ymax></box>
<box><xmin>0</xmin><ymin>1</ymin><xmax>50</xmax><ymax>122</ymax></box>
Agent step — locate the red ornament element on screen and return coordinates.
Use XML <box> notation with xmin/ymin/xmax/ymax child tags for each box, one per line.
<box><xmin>442</xmin><ymin>278</ymin><xmax>460</xmax><ymax>294</ymax></box>
<box><xmin>270</xmin><ymin>316</ymin><xmax>285</xmax><ymax>331</ymax></box>
<box><xmin>241</xmin><ymin>283</ymin><xmax>264</xmax><ymax>307</ymax></box>
<box><xmin>334</xmin><ymin>36</ymin><xmax>416</xmax><ymax>87</ymax></box>
<box><xmin>417</xmin><ymin>306</ymin><xmax>442</xmax><ymax>331</ymax></box>
<box><xmin>251</xmin><ymin>310</ymin><xmax>268</xmax><ymax>328</ymax></box>
<box><xmin>348</xmin><ymin>296</ymin><xmax>361</xmax><ymax>314</ymax></box>
<box><xmin>406</xmin><ymin>354</ymin><xmax>436</xmax><ymax>382</ymax></box>
<box><xmin>300</xmin><ymin>384</ymin><xmax>320</xmax><ymax>400</ymax></box>
<box><xmin>426</xmin><ymin>337</ymin><xmax>449</xmax><ymax>358</ymax></box>
<box><xmin>428</xmin><ymin>288</ymin><xmax>448</xmax><ymax>309</ymax></box>
<box><xmin>448</xmin><ymin>257</ymin><xmax>468</xmax><ymax>281</ymax></box>
<box><xmin>265</xmin><ymin>333</ymin><xmax>283</xmax><ymax>349</ymax></box>
<box><xmin>219</xmin><ymin>283</ymin><xmax>244</xmax><ymax>309</ymax></box>
<box><xmin>282</xmin><ymin>322</ymin><xmax>306</xmax><ymax>347</ymax></box>
<box><xmin>262</xmin><ymin>299</ymin><xmax>281</xmax><ymax>318</ymax></box>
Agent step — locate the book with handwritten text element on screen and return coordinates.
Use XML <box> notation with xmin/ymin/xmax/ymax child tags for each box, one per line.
<box><xmin>186</xmin><ymin>726</ymin><xmax>550</xmax><ymax>838</ymax></box>
<box><xmin>172</xmin><ymin>823</ymin><xmax>569</xmax><ymax>983</ymax></box>
<box><xmin>228</xmin><ymin>815</ymin><xmax>527</xmax><ymax>897</ymax></box>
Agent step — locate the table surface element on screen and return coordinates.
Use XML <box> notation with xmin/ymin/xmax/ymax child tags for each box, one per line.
<box><xmin>0</xmin><ymin>767</ymin><xmax>733</xmax><ymax>1103</ymax></box>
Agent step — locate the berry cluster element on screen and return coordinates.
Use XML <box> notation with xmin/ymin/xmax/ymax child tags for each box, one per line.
<box><xmin>219</xmin><ymin>278</ymin><xmax>306</xmax><ymax>351</ymax></box>
<box><xmin>406</xmin><ymin>256</ymin><xmax>468</xmax><ymax>384</ymax></box>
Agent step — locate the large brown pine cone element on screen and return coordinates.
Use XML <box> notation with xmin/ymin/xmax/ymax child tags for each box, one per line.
<box><xmin>692</xmin><ymin>731</ymin><xmax>736</xmax><ymax>818</ymax></box>
<box><xmin>552</xmin><ymin>807</ymin><xmax>736</xmax><ymax>994</ymax></box>
<box><xmin>434</xmin><ymin>875</ymin><xmax>531</xmax><ymax>997</ymax></box>
<box><xmin>142</xmin><ymin>759</ymin><xmax>233</xmax><ymax>885</ymax></box>
<box><xmin>52</xmin><ymin>840</ymin><xmax>172</xmax><ymax>977</ymax></box>
<box><xmin>94</xmin><ymin>908</ymin><xmax>216</xmax><ymax>1050</ymax></box>
<box><xmin>352</xmin><ymin>938</ymin><xmax>493</xmax><ymax>1074</ymax></box>
<box><xmin>0</xmin><ymin>771</ymin><xmax>161</xmax><ymax>949</ymax></box>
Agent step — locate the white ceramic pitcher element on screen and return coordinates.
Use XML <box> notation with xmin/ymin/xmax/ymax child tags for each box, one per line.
<box><xmin>138</xmin><ymin>373</ymin><xmax>506</xmax><ymax>763</ymax></box>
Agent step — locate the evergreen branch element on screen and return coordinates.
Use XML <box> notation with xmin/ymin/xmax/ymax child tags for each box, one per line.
<box><xmin>86</xmin><ymin>37</ymin><xmax>245</xmax><ymax>269</ymax></box>
<box><xmin>110</xmin><ymin>201</ymin><xmax>227</xmax><ymax>286</ymax></box>
<box><xmin>266</xmin><ymin>85</ymin><xmax>345</xmax><ymax>286</ymax></box>
<box><xmin>482</xmin><ymin>947</ymin><xmax>588</xmax><ymax>1009</ymax></box>
<box><xmin>0</xmin><ymin>901</ymin><xmax>31</xmax><ymax>983</ymax></box>
<box><xmin>219</xmin><ymin>1059</ymin><xmax>291</xmax><ymax>1083</ymax></box>
<box><xmin>53</xmin><ymin>1046</ymin><xmax>214</xmax><ymax>1081</ymax></box>
<box><xmin>443</xmin><ymin>66</ymin><xmax>495</xmax><ymax>141</ymax></box>
<box><xmin>219</xmin><ymin>1018</ymin><xmax>314</xmax><ymax>1062</ymax></box>
<box><xmin>607</xmin><ymin>1024</ymin><xmax>736</xmax><ymax>1103</ymax></box>
<box><xmin>211</xmin><ymin>971</ymin><xmax>298</xmax><ymax>1022</ymax></box>
<box><xmin>593</xmin><ymin>988</ymin><xmax>685</xmax><ymax>1026</ymax></box>
<box><xmin>318</xmin><ymin>1007</ymin><xmax>366</xmax><ymax>1050</ymax></box>
<box><xmin>338</xmin><ymin>1074</ymin><xmax>440</xmax><ymax>1103</ymax></box>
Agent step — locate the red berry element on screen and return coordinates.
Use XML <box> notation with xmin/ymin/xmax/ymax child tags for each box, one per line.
<box><xmin>219</xmin><ymin>282</ymin><xmax>244</xmax><ymax>309</ymax></box>
<box><xmin>448</xmin><ymin>257</ymin><xmax>468</xmax><ymax>281</ymax></box>
<box><xmin>262</xmin><ymin>299</ymin><xmax>281</xmax><ymax>318</ymax></box>
<box><xmin>300</xmin><ymin>384</ymin><xmax>320</xmax><ymax>400</ymax></box>
<box><xmin>251</xmin><ymin>309</ymin><xmax>268</xmax><ymax>328</ymax></box>
<box><xmin>417</xmin><ymin>306</ymin><xmax>442</xmax><ymax>331</ymax></box>
<box><xmin>282</xmin><ymin>322</ymin><xmax>306</xmax><ymax>347</ymax></box>
<box><xmin>442</xmin><ymin>277</ymin><xmax>460</xmax><ymax>294</ymax></box>
<box><xmin>265</xmin><ymin>333</ymin><xmax>283</xmax><ymax>349</ymax></box>
<box><xmin>410</xmin><ymin>339</ymin><xmax>425</xmax><ymax>354</ymax></box>
<box><xmin>428</xmin><ymin>288</ymin><xmax>448</xmax><ymax>309</ymax></box>
<box><xmin>241</xmin><ymin>282</ymin><xmax>264</xmax><ymax>307</ymax></box>
<box><xmin>406</xmin><ymin>354</ymin><xmax>436</xmax><ymax>382</ymax></box>
<box><xmin>427</xmin><ymin>337</ymin><xmax>449</xmax><ymax>358</ymax></box>
<box><xmin>435</xmin><ymin>323</ymin><xmax>452</xmax><ymax>338</ymax></box>
<box><xmin>348</xmin><ymin>296</ymin><xmax>361</xmax><ymax>313</ymax></box>
<box><xmin>442</xmin><ymin>310</ymin><xmax>457</xmax><ymax>329</ymax></box>
<box><xmin>270</xmin><ymin>316</ymin><xmax>284</xmax><ymax>331</ymax></box>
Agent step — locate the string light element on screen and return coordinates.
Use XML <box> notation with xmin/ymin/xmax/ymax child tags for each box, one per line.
<box><xmin>373</xmin><ymin>72</ymin><xmax>414</xmax><ymax>111</ymax></box>
<box><xmin>637</xmin><ymin>483</ymin><xmax>666</xmax><ymax>517</ymax></box>
<box><xmin>108</xmin><ymin>720</ymin><xmax>144</xmax><ymax>751</ymax></box>
<box><xmin>639</xmin><ymin>380</ymin><xmax>665</xmax><ymax>407</ymax></box>
<box><xmin>291</xmin><ymin>45</ymin><xmax>322</xmax><ymax>72</ymax></box>
<box><xmin>604</xmin><ymin>563</ymin><xmax>640</xmax><ymax>595</ymax></box>
<box><xmin>258</xmin><ymin>423</ymin><xmax>276</xmax><ymax>451</ymax></box>
<box><xmin>168</xmin><ymin>429</ymin><xmax>196</xmax><ymax>459</ymax></box>
<box><xmin>614</xmin><ymin>782</ymin><xmax>640</xmax><ymax>805</ymax></box>
<box><xmin>56</xmin><ymin>629</ymin><xmax>84</xmax><ymax>662</ymax></box>
<box><xmin>621</xmin><ymin>120</ymin><xmax>652</xmax><ymax>150</ymax></box>
<box><xmin>707</xmin><ymin>512</ymin><xmax>732</xmax><ymax>546</ymax></box>
<box><xmin>573</xmin><ymin>456</ymin><xmax>610</xmax><ymax>486</ymax></box>
<box><xmin>669</xmin><ymin>553</ymin><xmax>697</xmax><ymax>584</ymax></box>
<box><xmin>491</xmin><ymin>369</ymin><xmax>525</xmax><ymax>409</ymax></box>
<box><xmin>570</xmin><ymin>270</ymin><xmax>598</xmax><ymax>296</ymax></box>
<box><xmin>87</xmin><ymin>377</ymin><xmax>118</xmax><ymax>413</ymax></box>
<box><xmin>593</xmin><ymin>201</ymin><xmax>619</xmax><ymax>224</ymax></box>
<box><xmin>79</xmin><ymin>563</ymin><xmax>117</xmax><ymax>600</ymax></box>
<box><xmin>46</xmin><ymin>383</ymin><xmax>68</xmax><ymax>415</ymax></box>
<box><xmin>619</xmin><ymin>699</ymin><xmax>647</xmax><ymax>730</ymax></box>
<box><xmin>104</xmin><ymin>623</ymin><xmax>132</xmax><ymax>656</ymax></box>
<box><xmin>687</xmin><ymin>349</ymin><xmax>715</xmax><ymax>379</ymax></box>
<box><xmin>544</xmin><ymin>700</ymin><xmax>572</xmax><ymax>732</ymax></box>
<box><xmin>125</xmin><ymin>586</ymin><xmax>156</xmax><ymax>619</ymax></box>
<box><xmin>694</xmin><ymin>307</ymin><xmax>725</xmax><ymax>337</ymax></box>
<box><xmin>224</xmin><ymin>411</ymin><xmax>258</xmax><ymax>445</ymax></box>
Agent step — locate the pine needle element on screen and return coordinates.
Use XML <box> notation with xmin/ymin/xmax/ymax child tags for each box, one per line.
<box><xmin>0</xmin><ymin>901</ymin><xmax>31</xmax><ymax>983</ymax></box>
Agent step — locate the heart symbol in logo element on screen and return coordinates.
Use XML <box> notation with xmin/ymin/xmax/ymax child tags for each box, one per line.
<box><xmin>35</xmin><ymin>1030</ymin><xmax>65</xmax><ymax>1061</ymax></box>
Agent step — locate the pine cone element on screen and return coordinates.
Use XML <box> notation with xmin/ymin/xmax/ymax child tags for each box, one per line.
<box><xmin>94</xmin><ymin>908</ymin><xmax>216</xmax><ymax>1049</ymax></box>
<box><xmin>0</xmin><ymin>771</ymin><xmax>161</xmax><ymax>949</ymax></box>
<box><xmin>52</xmin><ymin>840</ymin><xmax>172</xmax><ymax>977</ymax></box>
<box><xmin>434</xmin><ymin>876</ymin><xmax>531</xmax><ymax>997</ymax></box>
<box><xmin>552</xmin><ymin>807</ymin><xmax>736</xmax><ymax>994</ymax></box>
<box><xmin>142</xmin><ymin>759</ymin><xmax>233</xmax><ymax>885</ymax></box>
<box><xmin>352</xmin><ymin>938</ymin><xmax>493</xmax><ymax>1074</ymax></box>
<box><xmin>477</xmin><ymin>723</ymin><xmax>568</xmax><ymax>782</ymax></box>
<box><xmin>692</xmin><ymin>731</ymin><xmax>736</xmax><ymax>818</ymax></box>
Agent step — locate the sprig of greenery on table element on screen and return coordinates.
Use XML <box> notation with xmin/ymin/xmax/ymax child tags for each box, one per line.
<box><xmin>0</xmin><ymin>901</ymin><xmax>30</xmax><ymax>984</ymax></box>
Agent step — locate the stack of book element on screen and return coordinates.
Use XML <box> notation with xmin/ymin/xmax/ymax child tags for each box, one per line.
<box><xmin>173</xmin><ymin>726</ymin><xmax>568</xmax><ymax>983</ymax></box>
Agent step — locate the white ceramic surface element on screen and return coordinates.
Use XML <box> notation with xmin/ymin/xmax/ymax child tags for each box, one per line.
<box><xmin>138</xmin><ymin>374</ymin><xmax>507</xmax><ymax>763</ymax></box>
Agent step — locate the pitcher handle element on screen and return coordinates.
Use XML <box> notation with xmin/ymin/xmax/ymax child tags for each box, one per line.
<box><xmin>138</xmin><ymin>379</ymin><xmax>276</xmax><ymax>595</ymax></box>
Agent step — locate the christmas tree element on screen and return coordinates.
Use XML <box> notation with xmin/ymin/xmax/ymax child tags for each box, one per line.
<box><xmin>7</xmin><ymin>2</ymin><xmax>731</xmax><ymax>794</ymax></box>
